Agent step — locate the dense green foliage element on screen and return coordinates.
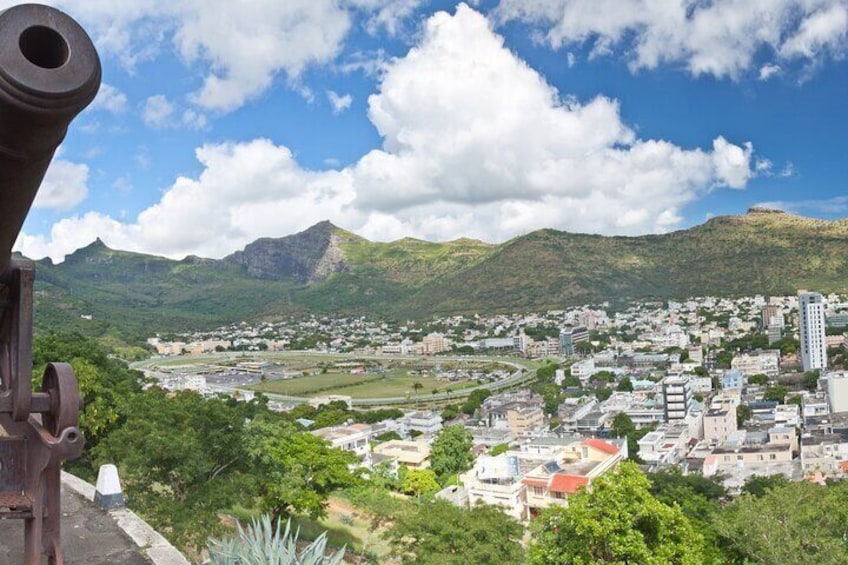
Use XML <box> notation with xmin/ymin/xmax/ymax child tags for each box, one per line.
<box><xmin>400</xmin><ymin>469</ymin><xmax>440</xmax><ymax>497</ymax></box>
<box><xmin>385</xmin><ymin>500</ymin><xmax>524</xmax><ymax>565</ymax></box>
<box><xmin>429</xmin><ymin>425</ymin><xmax>474</xmax><ymax>481</ymax></box>
<box><xmin>714</xmin><ymin>481</ymin><xmax>848</xmax><ymax>565</ymax></box>
<box><xmin>528</xmin><ymin>463</ymin><xmax>705</xmax><ymax>564</ymax></box>
<box><xmin>244</xmin><ymin>418</ymin><xmax>360</xmax><ymax>520</ymax></box>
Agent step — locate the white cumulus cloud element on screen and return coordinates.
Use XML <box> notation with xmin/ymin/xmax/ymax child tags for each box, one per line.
<box><xmin>142</xmin><ymin>94</ymin><xmax>175</xmax><ymax>128</ymax></box>
<box><xmin>18</xmin><ymin>0</ymin><xmax>356</xmax><ymax>113</ymax></box>
<box><xmin>494</xmin><ymin>0</ymin><xmax>848</xmax><ymax>80</ymax></box>
<box><xmin>17</xmin><ymin>4</ymin><xmax>759</xmax><ymax>263</ymax></box>
<box><xmin>88</xmin><ymin>83</ymin><xmax>128</xmax><ymax>113</ymax></box>
<box><xmin>32</xmin><ymin>160</ymin><xmax>90</xmax><ymax>210</ymax></box>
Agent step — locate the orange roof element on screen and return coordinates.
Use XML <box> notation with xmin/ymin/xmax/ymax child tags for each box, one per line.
<box><xmin>522</xmin><ymin>477</ymin><xmax>549</xmax><ymax>488</ymax></box>
<box><xmin>582</xmin><ymin>438</ymin><xmax>619</xmax><ymax>455</ymax></box>
<box><xmin>841</xmin><ymin>461</ymin><xmax>848</xmax><ymax>473</ymax></box>
<box><xmin>549</xmin><ymin>473</ymin><xmax>589</xmax><ymax>494</ymax></box>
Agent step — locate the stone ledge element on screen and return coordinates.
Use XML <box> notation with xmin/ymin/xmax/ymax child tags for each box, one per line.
<box><xmin>61</xmin><ymin>471</ymin><xmax>190</xmax><ymax>565</ymax></box>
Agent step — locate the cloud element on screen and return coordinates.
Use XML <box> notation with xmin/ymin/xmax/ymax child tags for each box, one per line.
<box><xmin>17</xmin><ymin>4</ymin><xmax>758</xmax><ymax>263</ymax></box>
<box><xmin>31</xmin><ymin>0</ymin><xmax>354</xmax><ymax>113</ymax></box>
<box><xmin>32</xmin><ymin>160</ymin><xmax>90</xmax><ymax>210</ymax></box>
<box><xmin>352</xmin><ymin>0</ymin><xmax>424</xmax><ymax>37</ymax></box>
<box><xmin>758</xmin><ymin>64</ymin><xmax>782</xmax><ymax>81</ymax></box>
<box><xmin>494</xmin><ymin>0</ymin><xmax>848</xmax><ymax>80</ymax></box>
<box><xmin>327</xmin><ymin>90</ymin><xmax>354</xmax><ymax>114</ymax></box>
<box><xmin>142</xmin><ymin>94</ymin><xmax>208</xmax><ymax>129</ymax></box>
<box><xmin>142</xmin><ymin>94</ymin><xmax>174</xmax><ymax>128</ymax></box>
<box><xmin>88</xmin><ymin>83</ymin><xmax>128</xmax><ymax>113</ymax></box>
<box><xmin>711</xmin><ymin>137</ymin><xmax>754</xmax><ymax>189</ymax></box>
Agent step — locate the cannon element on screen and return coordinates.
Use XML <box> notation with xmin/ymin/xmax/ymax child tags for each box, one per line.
<box><xmin>0</xmin><ymin>4</ymin><xmax>101</xmax><ymax>564</ymax></box>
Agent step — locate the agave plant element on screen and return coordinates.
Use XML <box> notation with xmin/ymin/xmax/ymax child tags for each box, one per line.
<box><xmin>206</xmin><ymin>515</ymin><xmax>345</xmax><ymax>565</ymax></box>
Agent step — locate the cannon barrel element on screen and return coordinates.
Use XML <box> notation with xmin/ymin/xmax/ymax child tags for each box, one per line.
<box><xmin>0</xmin><ymin>3</ymin><xmax>101</xmax><ymax>275</ymax></box>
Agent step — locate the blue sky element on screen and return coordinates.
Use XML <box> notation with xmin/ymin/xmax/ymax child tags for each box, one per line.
<box><xmin>9</xmin><ymin>0</ymin><xmax>848</xmax><ymax>261</ymax></box>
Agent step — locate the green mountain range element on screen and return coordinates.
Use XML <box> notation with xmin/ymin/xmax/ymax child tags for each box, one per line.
<box><xmin>29</xmin><ymin>208</ymin><xmax>848</xmax><ymax>341</ymax></box>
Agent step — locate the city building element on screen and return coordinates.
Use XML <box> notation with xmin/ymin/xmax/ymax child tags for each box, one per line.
<box><xmin>721</xmin><ymin>369</ymin><xmax>745</xmax><ymax>391</ymax></box>
<box><xmin>761</xmin><ymin>305</ymin><xmax>784</xmax><ymax>330</ymax></box>
<box><xmin>311</xmin><ymin>423</ymin><xmax>372</xmax><ymax>460</ymax></box>
<box><xmin>703</xmin><ymin>407</ymin><xmax>737</xmax><ymax>444</ymax></box>
<box><xmin>827</xmin><ymin>372</ymin><xmax>848</xmax><ymax>414</ymax></box>
<box><xmin>801</xmin><ymin>431</ymin><xmax>848</xmax><ymax>479</ymax></box>
<box><xmin>662</xmin><ymin>376</ymin><xmax>692</xmax><ymax>421</ymax></box>
<box><xmin>372</xmin><ymin>440</ymin><xmax>431</xmax><ymax>469</ymax></box>
<box><xmin>799</xmin><ymin>292</ymin><xmax>827</xmax><ymax>372</ymax></box>
<box><xmin>404</xmin><ymin>411</ymin><xmax>443</xmax><ymax>436</ymax></box>
<box><xmin>731</xmin><ymin>350</ymin><xmax>780</xmax><ymax>378</ymax></box>
<box><xmin>522</xmin><ymin>439</ymin><xmax>622</xmax><ymax>519</ymax></box>
<box><xmin>559</xmin><ymin>326</ymin><xmax>589</xmax><ymax>356</ymax></box>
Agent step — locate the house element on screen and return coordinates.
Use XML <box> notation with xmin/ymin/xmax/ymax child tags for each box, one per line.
<box><xmin>522</xmin><ymin>439</ymin><xmax>622</xmax><ymax>519</ymax></box>
<box><xmin>461</xmin><ymin>438</ymin><xmax>622</xmax><ymax>521</ymax></box>
<box><xmin>372</xmin><ymin>440</ymin><xmax>431</xmax><ymax>469</ymax></box>
<box><xmin>311</xmin><ymin>423</ymin><xmax>372</xmax><ymax>461</ymax></box>
<box><xmin>404</xmin><ymin>411</ymin><xmax>442</xmax><ymax>436</ymax></box>
<box><xmin>800</xmin><ymin>430</ymin><xmax>848</xmax><ymax>479</ymax></box>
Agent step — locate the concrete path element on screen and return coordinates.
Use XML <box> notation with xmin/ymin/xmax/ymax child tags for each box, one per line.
<box><xmin>0</xmin><ymin>485</ymin><xmax>151</xmax><ymax>564</ymax></box>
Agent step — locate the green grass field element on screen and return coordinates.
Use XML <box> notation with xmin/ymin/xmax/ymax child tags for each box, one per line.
<box><xmin>252</xmin><ymin>372</ymin><xmax>381</xmax><ymax>396</ymax></box>
<box><xmin>251</xmin><ymin>370</ymin><xmax>475</xmax><ymax>399</ymax></box>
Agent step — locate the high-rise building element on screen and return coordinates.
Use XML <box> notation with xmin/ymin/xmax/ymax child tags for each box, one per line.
<box><xmin>799</xmin><ymin>292</ymin><xmax>827</xmax><ymax>372</ymax></box>
<box><xmin>559</xmin><ymin>326</ymin><xmax>589</xmax><ymax>356</ymax></box>
<box><xmin>761</xmin><ymin>305</ymin><xmax>784</xmax><ymax>331</ymax></box>
<box><xmin>662</xmin><ymin>376</ymin><xmax>692</xmax><ymax>422</ymax></box>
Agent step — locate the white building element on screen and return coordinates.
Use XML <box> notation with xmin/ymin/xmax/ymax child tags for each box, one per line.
<box><xmin>799</xmin><ymin>292</ymin><xmax>827</xmax><ymax>372</ymax></box>
<box><xmin>662</xmin><ymin>376</ymin><xmax>692</xmax><ymax>422</ymax></box>
<box><xmin>731</xmin><ymin>350</ymin><xmax>780</xmax><ymax>378</ymax></box>
<box><xmin>827</xmin><ymin>372</ymin><xmax>848</xmax><ymax>414</ymax></box>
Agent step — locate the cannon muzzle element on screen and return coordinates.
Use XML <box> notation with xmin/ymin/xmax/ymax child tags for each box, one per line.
<box><xmin>0</xmin><ymin>3</ymin><xmax>101</xmax><ymax>274</ymax></box>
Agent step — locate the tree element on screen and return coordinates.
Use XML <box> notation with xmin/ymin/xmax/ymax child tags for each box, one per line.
<box><xmin>412</xmin><ymin>381</ymin><xmax>424</xmax><ymax>394</ymax></box>
<box><xmin>34</xmin><ymin>332</ymin><xmax>145</xmax><ymax>453</ymax></box>
<box><xmin>714</xmin><ymin>481</ymin><xmax>848</xmax><ymax>565</ymax></box>
<box><xmin>748</xmin><ymin>373</ymin><xmax>769</xmax><ymax>386</ymax></box>
<box><xmin>440</xmin><ymin>404</ymin><xmax>460</xmax><ymax>421</ymax></box>
<box><xmin>244</xmin><ymin>417</ymin><xmax>360</xmax><ymax>520</ymax></box>
<box><xmin>610</xmin><ymin>412</ymin><xmax>636</xmax><ymax>439</ymax></box>
<box><xmin>647</xmin><ymin>468</ymin><xmax>727</xmax><ymax>561</ymax></box>
<box><xmin>401</xmin><ymin>469</ymin><xmax>440</xmax><ymax>497</ymax></box>
<box><xmin>461</xmin><ymin>388</ymin><xmax>491</xmax><ymax>415</ymax></box>
<box><xmin>736</xmin><ymin>404</ymin><xmax>752</xmax><ymax>427</ymax></box>
<box><xmin>616</xmin><ymin>376</ymin><xmax>634</xmax><ymax>392</ymax></box>
<box><xmin>92</xmin><ymin>389</ymin><xmax>258</xmax><ymax>549</ymax></box>
<box><xmin>375</xmin><ymin>431</ymin><xmax>402</xmax><ymax>443</ymax></box>
<box><xmin>595</xmin><ymin>386</ymin><xmax>613</xmax><ymax>401</ymax></box>
<box><xmin>535</xmin><ymin>362</ymin><xmax>559</xmax><ymax>383</ymax></box>
<box><xmin>763</xmin><ymin>385</ymin><xmax>788</xmax><ymax>404</ymax></box>
<box><xmin>563</xmin><ymin>373</ymin><xmax>581</xmax><ymax>387</ymax></box>
<box><xmin>528</xmin><ymin>462</ymin><xmax>704</xmax><ymax>564</ymax></box>
<box><xmin>489</xmin><ymin>443</ymin><xmax>509</xmax><ymax>456</ymax></box>
<box><xmin>803</xmin><ymin>369</ymin><xmax>820</xmax><ymax>392</ymax></box>
<box><xmin>740</xmin><ymin>474</ymin><xmax>790</xmax><ymax>497</ymax></box>
<box><xmin>385</xmin><ymin>500</ymin><xmax>524</xmax><ymax>565</ymax></box>
<box><xmin>429</xmin><ymin>425</ymin><xmax>474</xmax><ymax>481</ymax></box>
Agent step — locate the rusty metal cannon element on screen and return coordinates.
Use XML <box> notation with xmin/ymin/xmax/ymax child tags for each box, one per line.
<box><xmin>0</xmin><ymin>4</ymin><xmax>101</xmax><ymax>563</ymax></box>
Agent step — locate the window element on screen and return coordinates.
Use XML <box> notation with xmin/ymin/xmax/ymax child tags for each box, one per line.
<box><xmin>533</xmin><ymin>486</ymin><xmax>544</xmax><ymax>496</ymax></box>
